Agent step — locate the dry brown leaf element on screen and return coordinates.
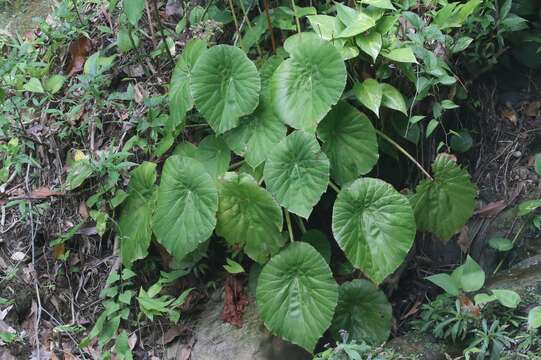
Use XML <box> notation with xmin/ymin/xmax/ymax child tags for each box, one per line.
<box><xmin>474</xmin><ymin>200</ymin><xmax>506</xmax><ymax>217</ymax></box>
<box><xmin>162</xmin><ymin>326</ymin><xmax>189</xmax><ymax>345</ymax></box>
<box><xmin>53</xmin><ymin>243</ymin><xmax>65</xmax><ymax>259</ymax></box>
<box><xmin>459</xmin><ymin>293</ymin><xmax>481</xmax><ymax>319</ymax></box>
<box><xmin>525</xmin><ymin>100</ymin><xmax>541</xmax><ymax>117</ymax></box>
<box><xmin>67</xmin><ymin>37</ymin><xmax>92</xmax><ymax>77</ymax></box>
<box><xmin>79</xmin><ymin>201</ymin><xmax>89</xmax><ymax>220</ymax></box>
<box><xmin>457</xmin><ymin>225</ymin><xmax>471</xmax><ymax>253</ymax></box>
<box><xmin>501</xmin><ymin>107</ymin><xmax>518</xmax><ymax>125</ymax></box>
<box><xmin>221</xmin><ymin>275</ymin><xmax>249</xmax><ymax>327</ymax></box>
<box><xmin>28</xmin><ymin>187</ymin><xmax>64</xmax><ymax>199</ymax></box>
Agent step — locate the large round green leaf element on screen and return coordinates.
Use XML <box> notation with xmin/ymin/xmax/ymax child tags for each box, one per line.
<box><xmin>174</xmin><ymin>135</ymin><xmax>230</xmax><ymax>178</ymax></box>
<box><xmin>271</xmin><ymin>33</ymin><xmax>346</xmax><ymax>133</ymax></box>
<box><xmin>332</xmin><ymin>178</ymin><xmax>416</xmax><ymax>284</ymax></box>
<box><xmin>224</xmin><ymin>97</ymin><xmax>286</xmax><ymax>168</ymax></box>
<box><xmin>119</xmin><ymin>162</ymin><xmax>157</xmax><ymax>267</ymax></box>
<box><xmin>169</xmin><ymin>39</ymin><xmax>207</xmax><ymax>129</ymax></box>
<box><xmin>153</xmin><ymin>156</ymin><xmax>218</xmax><ymax>261</ymax></box>
<box><xmin>410</xmin><ymin>154</ymin><xmax>476</xmax><ymax>241</ymax></box>
<box><xmin>264</xmin><ymin>131</ymin><xmax>330</xmax><ymax>218</ymax></box>
<box><xmin>317</xmin><ymin>102</ymin><xmax>379</xmax><ymax>185</ymax></box>
<box><xmin>256</xmin><ymin>242</ymin><xmax>338</xmax><ymax>352</ymax></box>
<box><xmin>330</xmin><ymin>279</ymin><xmax>392</xmax><ymax>345</ymax></box>
<box><xmin>191</xmin><ymin>45</ymin><xmax>261</xmax><ymax>134</ymax></box>
<box><xmin>216</xmin><ymin>172</ymin><xmax>285</xmax><ymax>263</ymax></box>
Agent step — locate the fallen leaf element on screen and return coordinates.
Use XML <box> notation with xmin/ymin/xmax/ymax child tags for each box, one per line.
<box><xmin>501</xmin><ymin>107</ymin><xmax>517</xmax><ymax>125</ymax></box>
<box><xmin>162</xmin><ymin>326</ymin><xmax>189</xmax><ymax>345</ymax></box>
<box><xmin>221</xmin><ymin>275</ymin><xmax>249</xmax><ymax>327</ymax></box>
<box><xmin>79</xmin><ymin>201</ymin><xmax>89</xmax><ymax>220</ymax></box>
<box><xmin>67</xmin><ymin>37</ymin><xmax>92</xmax><ymax>77</ymax></box>
<box><xmin>53</xmin><ymin>243</ymin><xmax>65</xmax><ymax>259</ymax></box>
<box><xmin>474</xmin><ymin>200</ymin><xmax>506</xmax><ymax>217</ymax></box>
<box><xmin>128</xmin><ymin>332</ymin><xmax>138</xmax><ymax>350</ymax></box>
<box><xmin>459</xmin><ymin>293</ymin><xmax>481</xmax><ymax>319</ymax></box>
<box><xmin>456</xmin><ymin>225</ymin><xmax>471</xmax><ymax>253</ymax></box>
<box><xmin>525</xmin><ymin>100</ymin><xmax>541</xmax><ymax>117</ymax></box>
<box><xmin>10</xmin><ymin>251</ymin><xmax>26</xmax><ymax>261</ymax></box>
<box><xmin>28</xmin><ymin>187</ymin><xmax>64</xmax><ymax>199</ymax></box>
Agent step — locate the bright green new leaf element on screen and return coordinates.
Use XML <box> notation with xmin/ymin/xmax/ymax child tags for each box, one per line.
<box><xmin>410</xmin><ymin>154</ymin><xmax>476</xmax><ymax>240</ymax></box>
<box><xmin>119</xmin><ymin>162</ymin><xmax>157</xmax><ymax>267</ymax></box>
<box><xmin>356</xmin><ymin>31</ymin><xmax>382</xmax><ymax>62</ymax></box>
<box><xmin>271</xmin><ymin>33</ymin><xmax>346</xmax><ymax>133</ymax></box>
<box><xmin>335</xmin><ymin>3</ymin><xmax>376</xmax><ymax>38</ymax></box>
<box><xmin>518</xmin><ymin>199</ymin><xmax>541</xmax><ymax>217</ymax></box>
<box><xmin>256</xmin><ymin>242</ymin><xmax>338</xmax><ymax>352</ymax></box>
<box><xmin>331</xmin><ymin>279</ymin><xmax>392</xmax><ymax>345</ymax></box>
<box><xmin>169</xmin><ymin>39</ymin><xmax>207</xmax><ymax>129</ymax></box>
<box><xmin>382</xmin><ymin>47</ymin><xmax>417</xmax><ymax>63</ymax></box>
<box><xmin>123</xmin><ymin>0</ymin><xmax>145</xmax><ymax>26</ymax></box>
<box><xmin>318</xmin><ymin>102</ymin><xmax>378</xmax><ymax>185</ymax></box>
<box><xmin>459</xmin><ymin>255</ymin><xmax>485</xmax><ymax>292</ymax></box>
<box><xmin>488</xmin><ymin>237</ymin><xmax>513</xmax><ymax>252</ymax></box>
<box><xmin>224</xmin><ymin>97</ymin><xmax>286</xmax><ymax>168</ymax></box>
<box><xmin>474</xmin><ymin>293</ymin><xmax>496</xmax><ymax>306</ymax></box>
<box><xmin>332</xmin><ymin>178</ymin><xmax>416</xmax><ymax>284</ymax></box>
<box><xmin>492</xmin><ymin>289</ymin><xmax>521</xmax><ymax>308</ymax></box>
<box><xmin>224</xmin><ymin>258</ymin><xmax>245</xmax><ymax>274</ymax></box>
<box><xmin>528</xmin><ymin>306</ymin><xmax>541</xmax><ymax>330</ymax></box>
<box><xmin>426</xmin><ymin>273</ymin><xmax>460</xmax><ymax>296</ymax></box>
<box><xmin>353</xmin><ymin>79</ymin><xmax>382</xmax><ymax>117</ymax></box>
<box><xmin>426</xmin><ymin>119</ymin><xmax>440</xmax><ymax>137</ymax></box>
<box><xmin>301</xmin><ymin>229</ymin><xmax>331</xmax><ymax>263</ymax></box>
<box><xmin>23</xmin><ymin>78</ymin><xmax>44</xmax><ymax>93</ymax></box>
<box><xmin>264</xmin><ymin>131</ymin><xmax>330</xmax><ymax>218</ymax></box>
<box><xmin>65</xmin><ymin>160</ymin><xmax>93</xmax><ymax>190</ymax></box>
<box><xmin>153</xmin><ymin>156</ymin><xmax>218</xmax><ymax>262</ymax></box>
<box><xmin>362</xmin><ymin>0</ymin><xmax>395</xmax><ymax>10</ymax></box>
<box><xmin>307</xmin><ymin>15</ymin><xmax>343</xmax><ymax>40</ymax></box>
<box><xmin>191</xmin><ymin>45</ymin><xmax>261</xmax><ymax>134</ymax></box>
<box><xmin>381</xmin><ymin>83</ymin><xmax>407</xmax><ymax>115</ymax></box>
<box><xmin>44</xmin><ymin>75</ymin><xmax>66</xmax><ymax>94</ymax></box>
<box><xmin>534</xmin><ymin>153</ymin><xmax>541</xmax><ymax>176</ymax></box>
<box><xmin>216</xmin><ymin>172</ymin><xmax>284</xmax><ymax>263</ymax></box>
<box><xmin>117</xmin><ymin>26</ymin><xmax>139</xmax><ymax>52</ymax></box>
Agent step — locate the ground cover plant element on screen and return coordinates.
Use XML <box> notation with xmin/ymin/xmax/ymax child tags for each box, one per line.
<box><xmin>0</xmin><ymin>0</ymin><xmax>540</xmax><ymax>358</ymax></box>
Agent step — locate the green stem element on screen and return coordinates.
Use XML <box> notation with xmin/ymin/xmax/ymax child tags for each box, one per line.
<box><xmin>238</xmin><ymin>0</ymin><xmax>262</xmax><ymax>56</ymax></box>
<box><xmin>289</xmin><ymin>0</ymin><xmax>301</xmax><ymax>34</ymax></box>
<box><xmin>152</xmin><ymin>0</ymin><xmax>175</xmax><ymax>64</ymax></box>
<box><xmin>296</xmin><ymin>215</ymin><xmax>307</xmax><ymax>234</ymax></box>
<box><xmin>328</xmin><ymin>181</ymin><xmax>340</xmax><ymax>193</ymax></box>
<box><xmin>262</xmin><ymin>0</ymin><xmax>276</xmax><ymax>53</ymax></box>
<box><xmin>493</xmin><ymin>221</ymin><xmax>527</xmax><ymax>275</ymax></box>
<box><xmin>375</xmin><ymin>129</ymin><xmax>433</xmax><ymax>180</ymax></box>
<box><xmin>285</xmin><ymin>209</ymin><xmax>294</xmax><ymax>243</ymax></box>
<box><xmin>71</xmin><ymin>0</ymin><xmax>84</xmax><ymax>26</ymax></box>
<box><xmin>229</xmin><ymin>160</ymin><xmax>244</xmax><ymax>170</ymax></box>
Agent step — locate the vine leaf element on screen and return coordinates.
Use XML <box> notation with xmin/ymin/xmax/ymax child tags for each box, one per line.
<box><xmin>264</xmin><ymin>131</ymin><xmax>330</xmax><ymax>218</ymax></box>
<box><xmin>332</xmin><ymin>178</ymin><xmax>416</xmax><ymax>284</ymax></box>
<box><xmin>318</xmin><ymin>102</ymin><xmax>378</xmax><ymax>185</ymax></box>
<box><xmin>382</xmin><ymin>47</ymin><xmax>417</xmax><ymax>63</ymax></box>
<box><xmin>381</xmin><ymin>83</ymin><xmax>408</xmax><ymax>115</ymax></box>
<box><xmin>331</xmin><ymin>279</ymin><xmax>392</xmax><ymax>345</ymax></box>
<box><xmin>256</xmin><ymin>242</ymin><xmax>338</xmax><ymax>352</ymax></box>
<box><xmin>356</xmin><ymin>31</ymin><xmax>382</xmax><ymax>63</ymax></box>
<box><xmin>410</xmin><ymin>154</ymin><xmax>476</xmax><ymax>241</ymax></box>
<box><xmin>216</xmin><ymin>172</ymin><xmax>285</xmax><ymax>263</ymax></box>
<box><xmin>271</xmin><ymin>33</ymin><xmax>346</xmax><ymax>133</ymax></box>
<box><xmin>191</xmin><ymin>45</ymin><xmax>261</xmax><ymax>134</ymax></box>
<box><xmin>174</xmin><ymin>135</ymin><xmax>231</xmax><ymax>178</ymax></box>
<box><xmin>119</xmin><ymin>162</ymin><xmax>157</xmax><ymax>267</ymax></box>
<box><xmin>169</xmin><ymin>39</ymin><xmax>207</xmax><ymax>130</ymax></box>
<box><xmin>307</xmin><ymin>15</ymin><xmax>344</xmax><ymax>40</ymax></box>
<box><xmin>124</xmin><ymin>0</ymin><xmax>145</xmax><ymax>25</ymax></box>
<box><xmin>153</xmin><ymin>156</ymin><xmax>218</xmax><ymax>262</ymax></box>
<box><xmin>335</xmin><ymin>3</ymin><xmax>376</xmax><ymax>38</ymax></box>
<box><xmin>353</xmin><ymin>79</ymin><xmax>382</xmax><ymax>117</ymax></box>
<box><xmin>224</xmin><ymin>97</ymin><xmax>287</xmax><ymax>168</ymax></box>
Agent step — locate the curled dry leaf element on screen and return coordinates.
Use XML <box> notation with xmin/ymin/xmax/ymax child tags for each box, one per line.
<box><xmin>28</xmin><ymin>186</ymin><xmax>64</xmax><ymax>199</ymax></box>
<box><xmin>474</xmin><ymin>200</ymin><xmax>506</xmax><ymax>217</ymax></box>
<box><xmin>221</xmin><ymin>275</ymin><xmax>249</xmax><ymax>327</ymax></box>
<box><xmin>501</xmin><ymin>107</ymin><xmax>518</xmax><ymax>125</ymax></box>
<box><xmin>67</xmin><ymin>37</ymin><xmax>92</xmax><ymax>77</ymax></box>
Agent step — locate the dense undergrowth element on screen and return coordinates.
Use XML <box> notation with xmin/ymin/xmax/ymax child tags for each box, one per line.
<box><xmin>0</xmin><ymin>0</ymin><xmax>541</xmax><ymax>359</ymax></box>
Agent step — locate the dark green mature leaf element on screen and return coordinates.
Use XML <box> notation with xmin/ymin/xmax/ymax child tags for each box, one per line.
<box><xmin>153</xmin><ymin>156</ymin><xmax>218</xmax><ymax>262</ymax></box>
<box><xmin>301</xmin><ymin>229</ymin><xmax>331</xmax><ymax>263</ymax></box>
<box><xmin>119</xmin><ymin>162</ymin><xmax>157</xmax><ymax>267</ymax></box>
<box><xmin>169</xmin><ymin>39</ymin><xmax>207</xmax><ymax>130</ymax></box>
<box><xmin>124</xmin><ymin>0</ymin><xmax>145</xmax><ymax>25</ymax></box>
<box><xmin>353</xmin><ymin>79</ymin><xmax>382</xmax><ymax>117</ymax></box>
<box><xmin>381</xmin><ymin>83</ymin><xmax>407</xmax><ymax>115</ymax></box>
<box><xmin>410</xmin><ymin>154</ymin><xmax>476</xmax><ymax>241</ymax></box>
<box><xmin>318</xmin><ymin>102</ymin><xmax>378</xmax><ymax>185</ymax></box>
<box><xmin>264</xmin><ymin>131</ymin><xmax>330</xmax><ymax>218</ymax></box>
<box><xmin>216</xmin><ymin>172</ymin><xmax>285</xmax><ymax>263</ymax></box>
<box><xmin>271</xmin><ymin>33</ymin><xmax>346</xmax><ymax>133</ymax></box>
<box><xmin>173</xmin><ymin>135</ymin><xmax>231</xmax><ymax>178</ymax></box>
<box><xmin>331</xmin><ymin>279</ymin><xmax>392</xmax><ymax>345</ymax></box>
<box><xmin>332</xmin><ymin>178</ymin><xmax>416</xmax><ymax>284</ymax></box>
<box><xmin>224</xmin><ymin>97</ymin><xmax>287</xmax><ymax>168</ymax></box>
<box><xmin>191</xmin><ymin>45</ymin><xmax>261</xmax><ymax>134</ymax></box>
<box><xmin>256</xmin><ymin>242</ymin><xmax>338</xmax><ymax>352</ymax></box>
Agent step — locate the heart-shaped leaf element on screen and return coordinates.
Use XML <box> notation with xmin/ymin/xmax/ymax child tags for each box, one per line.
<box><xmin>528</xmin><ymin>306</ymin><xmax>541</xmax><ymax>330</ymax></box>
<box><xmin>410</xmin><ymin>154</ymin><xmax>476</xmax><ymax>241</ymax></box>
<box><xmin>124</xmin><ymin>0</ymin><xmax>145</xmax><ymax>25</ymax></box>
<box><xmin>356</xmin><ymin>31</ymin><xmax>382</xmax><ymax>62</ymax></box>
<box><xmin>382</xmin><ymin>47</ymin><xmax>417</xmax><ymax>63</ymax></box>
<box><xmin>318</xmin><ymin>102</ymin><xmax>378</xmax><ymax>185</ymax></box>
<box><xmin>335</xmin><ymin>3</ymin><xmax>376</xmax><ymax>38</ymax></box>
<box><xmin>362</xmin><ymin>0</ymin><xmax>396</xmax><ymax>10</ymax></box>
<box><xmin>169</xmin><ymin>39</ymin><xmax>207</xmax><ymax>129</ymax></box>
<box><xmin>191</xmin><ymin>45</ymin><xmax>261</xmax><ymax>134</ymax></box>
<box><xmin>307</xmin><ymin>15</ymin><xmax>344</xmax><ymax>40</ymax></box>
<box><xmin>353</xmin><ymin>79</ymin><xmax>382</xmax><ymax>117</ymax></box>
<box><xmin>119</xmin><ymin>162</ymin><xmax>157</xmax><ymax>267</ymax></box>
<box><xmin>332</xmin><ymin>178</ymin><xmax>416</xmax><ymax>284</ymax></box>
<box><xmin>271</xmin><ymin>33</ymin><xmax>346</xmax><ymax>133</ymax></box>
<box><xmin>216</xmin><ymin>172</ymin><xmax>285</xmax><ymax>263</ymax></box>
<box><xmin>153</xmin><ymin>156</ymin><xmax>218</xmax><ymax>261</ymax></box>
<box><xmin>331</xmin><ymin>279</ymin><xmax>392</xmax><ymax>345</ymax></box>
<box><xmin>224</xmin><ymin>97</ymin><xmax>287</xmax><ymax>168</ymax></box>
<box><xmin>264</xmin><ymin>131</ymin><xmax>330</xmax><ymax>218</ymax></box>
<box><xmin>174</xmin><ymin>135</ymin><xmax>230</xmax><ymax>178</ymax></box>
<box><xmin>256</xmin><ymin>242</ymin><xmax>338</xmax><ymax>352</ymax></box>
<box><xmin>381</xmin><ymin>83</ymin><xmax>407</xmax><ymax>115</ymax></box>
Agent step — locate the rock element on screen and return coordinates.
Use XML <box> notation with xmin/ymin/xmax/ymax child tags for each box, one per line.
<box><xmin>386</xmin><ymin>333</ymin><xmax>460</xmax><ymax>360</ymax></box>
<box><xmin>189</xmin><ymin>290</ymin><xmax>310</xmax><ymax>360</ymax></box>
<box><xmin>487</xmin><ymin>261</ymin><xmax>541</xmax><ymax>306</ymax></box>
